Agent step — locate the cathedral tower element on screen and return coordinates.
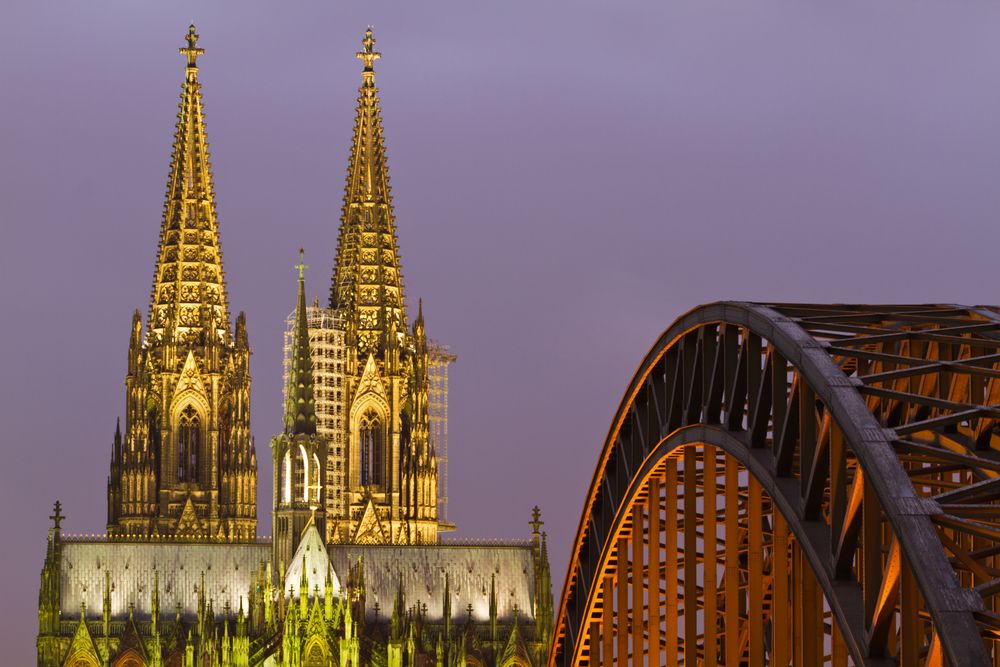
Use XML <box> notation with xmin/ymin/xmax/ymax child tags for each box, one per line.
<box><xmin>40</xmin><ymin>27</ymin><xmax>552</xmax><ymax>667</ymax></box>
<box><xmin>272</xmin><ymin>251</ymin><xmax>328</xmax><ymax>568</ymax></box>
<box><xmin>107</xmin><ymin>25</ymin><xmax>257</xmax><ymax>540</ymax></box>
<box><xmin>286</xmin><ymin>28</ymin><xmax>450</xmax><ymax>544</ymax></box>
<box><xmin>329</xmin><ymin>28</ymin><xmax>441</xmax><ymax>544</ymax></box>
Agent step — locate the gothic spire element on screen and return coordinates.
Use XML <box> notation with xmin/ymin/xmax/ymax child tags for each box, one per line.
<box><xmin>285</xmin><ymin>249</ymin><xmax>317</xmax><ymax>436</ymax></box>
<box><xmin>330</xmin><ymin>27</ymin><xmax>407</xmax><ymax>357</ymax></box>
<box><xmin>148</xmin><ymin>24</ymin><xmax>230</xmax><ymax>346</ymax></box>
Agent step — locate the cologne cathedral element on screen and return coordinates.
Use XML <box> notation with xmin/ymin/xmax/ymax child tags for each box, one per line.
<box><xmin>37</xmin><ymin>26</ymin><xmax>554</xmax><ymax>667</ymax></box>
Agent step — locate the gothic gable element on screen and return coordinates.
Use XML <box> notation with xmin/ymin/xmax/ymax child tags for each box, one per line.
<box><xmin>62</xmin><ymin>615</ymin><xmax>99</xmax><ymax>667</ymax></box>
<box><xmin>111</xmin><ymin>613</ymin><xmax>149</xmax><ymax>667</ymax></box>
<box><xmin>170</xmin><ymin>351</ymin><xmax>210</xmax><ymax>414</ymax></box>
<box><xmin>176</xmin><ymin>496</ymin><xmax>203</xmax><ymax>536</ymax></box>
<box><xmin>357</xmin><ymin>354</ymin><xmax>388</xmax><ymax>398</ymax></box>
<box><xmin>352</xmin><ymin>498</ymin><xmax>388</xmax><ymax>544</ymax></box>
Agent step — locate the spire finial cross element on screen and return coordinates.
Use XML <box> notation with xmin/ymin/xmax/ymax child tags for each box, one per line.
<box><xmin>357</xmin><ymin>26</ymin><xmax>381</xmax><ymax>73</ymax></box>
<box><xmin>529</xmin><ymin>505</ymin><xmax>543</xmax><ymax>535</ymax></box>
<box><xmin>296</xmin><ymin>248</ymin><xmax>309</xmax><ymax>280</ymax></box>
<box><xmin>50</xmin><ymin>500</ymin><xmax>64</xmax><ymax>530</ymax></box>
<box><xmin>180</xmin><ymin>24</ymin><xmax>205</xmax><ymax>68</ymax></box>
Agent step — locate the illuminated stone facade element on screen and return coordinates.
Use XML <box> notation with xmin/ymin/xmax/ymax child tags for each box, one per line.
<box><xmin>321</xmin><ymin>28</ymin><xmax>442</xmax><ymax>546</ymax></box>
<box><xmin>37</xmin><ymin>26</ymin><xmax>553</xmax><ymax>667</ymax></box>
<box><xmin>105</xmin><ymin>25</ymin><xmax>257</xmax><ymax>543</ymax></box>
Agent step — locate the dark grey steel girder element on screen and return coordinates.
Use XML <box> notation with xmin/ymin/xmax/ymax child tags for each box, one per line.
<box><xmin>551</xmin><ymin>302</ymin><xmax>1000</xmax><ymax>666</ymax></box>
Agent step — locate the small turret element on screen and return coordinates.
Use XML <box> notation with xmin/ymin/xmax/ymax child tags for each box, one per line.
<box><xmin>234</xmin><ymin>311</ymin><xmax>249</xmax><ymax>350</ymax></box>
<box><xmin>37</xmin><ymin>502</ymin><xmax>64</xmax><ymax>667</ymax></box>
<box><xmin>325</xmin><ymin>571</ymin><xmax>334</xmax><ymax>621</ymax></box>
<box><xmin>299</xmin><ymin>555</ymin><xmax>309</xmax><ymax>617</ymax></box>
<box><xmin>489</xmin><ymin>573</ymin><xmax>498</xmax><ymax>645</ymax></box>
<box><xmin>127</xmin><ymin>310</ymin><xmax>143</xmax><ymax>373</ymax></box>
<box><xmin>442</xmin><ymin>572</ymin><xmax>452</xmax><ymax>642</ymax></box>
<box><xmin>264</xmin><ymin>561</ymin><xmax>275</xmax><ymax>632</ymax></box>
<box><xmin>102</xmin><ymin>571</ymin><xmax>111</xmax><ymax>641</ymax></box>
<box><xmin>151</xmin><ymin>570</ymin><xmax>160</xmax><ymax>636</ymax></box>
<box><xmin>390</xmin><ymin>572</ymin><xmax>405</xmax><ymax>641</ymax></box>
<box><xmin>197</xmin><ymin>572</ymin><xmax>207</xmax><ymax>637</ymax></box>
<box><xmin>406</xmin><ymin>622</ymin><xmax>417</xmax><ymax>667</ymax></box>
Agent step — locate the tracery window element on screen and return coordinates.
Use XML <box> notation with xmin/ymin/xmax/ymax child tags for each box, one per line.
<box><xmin>359</xmin><ymin>411</ymin><xmax>383</xmax><ymax>487</ymax></box>
<box><xmin>177</xmin><ymin>405</ymin><xmax>200</xmax><ymax>483</ymax></box>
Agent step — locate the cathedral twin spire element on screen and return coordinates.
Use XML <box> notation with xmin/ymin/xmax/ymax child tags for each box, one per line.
<box><xmin>149</xmin><ymin>24</ymin><xmax>229</xmax><ymax>347</ymax></box>
<box><xmin>331</xmin><ymin>27</ymin><xmax>407</xmax><ymax>358</ymax></box>
<box><xmin>150</xmin><ymin>24</ymin><xmax>399</xmax><ymax>355</ymax></box>
<box><xmin>111</xmin><ymin>24</ymin><xmax>437</xmax><ymax>546</ymax></box>
<box><xmin>108</xmin><ymin>25</ymin><xmax>256</xmax><ymax>540</ymax></box>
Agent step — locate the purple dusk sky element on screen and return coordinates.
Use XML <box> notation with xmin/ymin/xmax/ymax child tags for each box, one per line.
<box><xmin>4</xmin><ymin>1</ymin><xmax>1000</xmax><ymax>662</ymax></box>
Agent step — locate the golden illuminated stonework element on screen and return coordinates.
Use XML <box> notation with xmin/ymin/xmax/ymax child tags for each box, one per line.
<box><xmin>36</xmin><ymin>26</ymin><xmax>552</xmax><ymax>667</ymax></box>
<box><xmin>293</xmin><ymin>28</ymin><xmax>449</xmax><ymax>546</ymax></box>
<box><xmin>107</xmin><ymin>24</ymin><xmax>257</xmax><ymax>541</ymax></box>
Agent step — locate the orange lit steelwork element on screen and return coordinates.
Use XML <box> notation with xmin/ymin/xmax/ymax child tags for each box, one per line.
<box><xmin>551</xmin><ymin>302</ymin><xmax>1000</xmax><ymax>666</ymax></box>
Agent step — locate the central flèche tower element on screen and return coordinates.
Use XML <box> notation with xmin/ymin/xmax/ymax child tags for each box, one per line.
<box><xmin>285</xmin><ymin>29</ymin><xmax>453</xmax><ymax>545</ymax></box>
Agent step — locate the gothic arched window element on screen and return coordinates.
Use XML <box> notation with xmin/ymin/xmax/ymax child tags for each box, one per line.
<box><xmin>311</xmin><ymin>452</ymin><xmax>322</xmax><ymax>504</ymax></box>
<box><xmin>293</xmin><ymin>445</ymin><xmax>307</xmax><ymax>503</ymax></box>
<box><xmin>359</xmin><ymin>411</ymin><xmax>383</xmax><ymax>487</ymax></box>
<box><xmin>281</xmin><ymin>450</ymin><xmax>292</xmax><ymax>504</ymax></box>
<box><xmin>177</xmin><ymin>405</ymin><xmax>200</xmax><ymax>483</ymax></box>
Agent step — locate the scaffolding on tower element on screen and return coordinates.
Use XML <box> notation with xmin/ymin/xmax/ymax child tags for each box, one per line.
<box><xmin>427</xmin><ymin>339</ymin><xmax>456</xmax><ymax>528</ymax></box>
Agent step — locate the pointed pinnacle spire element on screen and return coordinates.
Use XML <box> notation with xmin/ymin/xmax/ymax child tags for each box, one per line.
<box><xmin>152</xmin><ymin>569</ymin><xmax>160</xmax><ymax>612</ymax></box>
<box><xmin>149</xmin><ymin>25</ymin><xmax>229</xmax><ymax>345</ymax></box>
<box><xmin>331</xmin><ymin>28</ymin><xmax>407</xmax><ymax>356</ymax></box>
<box><xmin>285</xmin><ymin>249</ymin><xmax>317</xmax><ymax>436</ymax></box>
<box><xmin>180</xmin><ymin>24</ymin><xmax>205</xmax><ymax>69</ymax></box>
<box><xmin>443</xmin><ymin>572</ymin><xmax>452</xmax><ymax>638</ymax></box>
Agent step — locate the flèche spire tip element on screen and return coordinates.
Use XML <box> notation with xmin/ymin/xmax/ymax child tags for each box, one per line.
<box><xmin>295</xmin><ymin>248</ymin><xmax>308</xmax><ymax>280</ymax></box>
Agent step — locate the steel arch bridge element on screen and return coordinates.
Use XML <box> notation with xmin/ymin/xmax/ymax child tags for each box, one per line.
<box><xmin>549</xmin><ymin>302</ymin><xmax>1000</xmax><ymax>667</ymax></box>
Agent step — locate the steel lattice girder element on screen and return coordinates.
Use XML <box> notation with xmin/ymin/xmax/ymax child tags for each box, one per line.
<box><xmin>550</xmin><ymin>302</ymin><xmax>1000</xmax><ymax>667</ymax></box>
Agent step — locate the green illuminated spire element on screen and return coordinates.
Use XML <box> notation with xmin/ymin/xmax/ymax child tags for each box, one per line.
<box><xmin>285</xmin><ymin>249</ymin><xmax>317</xmax><ymax>436</ymax></box>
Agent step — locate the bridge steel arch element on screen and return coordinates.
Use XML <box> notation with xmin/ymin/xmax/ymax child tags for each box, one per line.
<box><xmin>550</xmin><ymin>302</ymin><xmax>1000</xmax><ymax>667</ymax></box>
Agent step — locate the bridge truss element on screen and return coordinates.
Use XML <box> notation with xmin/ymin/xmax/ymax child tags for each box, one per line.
<box><xmin>550</xmin><ymin>303</ymin><xmax>1000</xmax><ymax>666</ymax></box>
